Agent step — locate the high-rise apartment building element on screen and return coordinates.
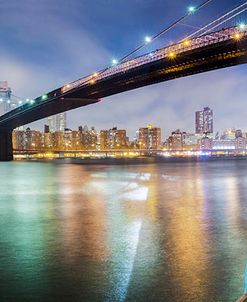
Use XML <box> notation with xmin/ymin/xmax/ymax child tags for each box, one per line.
<box><xmin>195</xmin><ymin>107</ymin><xmax>213</xmax><ymax>134</ymax></box>
<box><xmin>48</xmin><ymin>113</ymin><xmax>67</xmax><ymax>132</ymax></box>
<box><xmin>138</xmin><ymin>125</ymin><xmax>161</xmax><ymax>149</ymax></box>
<box><xmin>168</xmin><ymin>129</ymin><xmax>185</xmax><ymax>150</ymax></box>
<box><xmin>99</xmin><ymin>127</ymin><xmax>127</xmax><ymax>150</ymax></box>
<box><xmin>0</xmin><ymin>81</ymin><xmax>12</xmax><ymax>115</ymax></box>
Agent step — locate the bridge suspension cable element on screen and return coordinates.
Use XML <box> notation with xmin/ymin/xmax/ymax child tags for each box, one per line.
<box><xmin>182</xmin><ymin>1</ymin><xmax>247</xmax><ymax>40</ymax></box>
<box><xmin>61</xmin><ymin>0</ymin><xmax>214</xmax><ymax>92</ymax></box>
<box><xmin>119</xmin><ymin>0</ymin><xmax>213</xmax><ymax>63</ymax></box>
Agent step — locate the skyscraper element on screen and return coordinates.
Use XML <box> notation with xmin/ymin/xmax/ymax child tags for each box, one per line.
<box><xmin>48</xmin><ymin>113</ymin><xmax>67</xmax><ymax>132</ymax></box>
<box><xmin>0</xmin><ymin>81</ymin><xmax>12</xmax><ymax>115</ymax></box>
<box><xmin>195</xmin><ymin>107</ymin><xmax>213</xmax><ymax>134</ymax></box>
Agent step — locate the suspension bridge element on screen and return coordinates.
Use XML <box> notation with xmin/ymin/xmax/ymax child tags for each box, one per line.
<box><xmin>0</xmin><ymin>1</ymin><xmax>247</xmax><ymax>161</ymax></box>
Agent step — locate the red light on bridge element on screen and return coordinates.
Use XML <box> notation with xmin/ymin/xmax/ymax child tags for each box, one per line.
<box><xmin>60</xmin><ymin>97</ymin><xmax>65</xmax><ymax>100</ymax></box>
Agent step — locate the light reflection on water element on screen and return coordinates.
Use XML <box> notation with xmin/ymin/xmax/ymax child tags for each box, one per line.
<box><xmin>0</xmin><ymin>160</ymin><xmax>247</xmax><ymax>301</ymax></box>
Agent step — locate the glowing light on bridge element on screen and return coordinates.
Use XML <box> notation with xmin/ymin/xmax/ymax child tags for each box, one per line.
<box><xmin>42</xmin><ymin>94</ymin><xmax>48</xmax><ymax>100</ymax></box>
<box><xmin>183</xmin><ymin>40</ymin><xmax>191</xmax><ymax>46</ymax></box>
<box><xmin>234</xmin><ymin>32</ymin><xmax>242</xmax><ymax>40</ymax></box>
<box><xmin>0</xmin><ymin>99</ymin><xmax>3</xmax><ymax>102</ymax></box>
<box><xmin>93</xmin><ymin>72</ymin><xmax>98</xmax><ymax>77</ymax></box>
<box><xmin>90</xmin><ymin>79</ymin><xmax>95</xmax><ymax>84</ymax></box>
<box><xmin>188</xmin><ymin>6</ymin><xmax>196</xmax><ymax>14</ymax></box>
<box><xmin>30</xmin><ymin>99</ymin><xmax>35</xmax><ymax>104</ymax></box>
<box><xmin>239</xmin><ymin>23</ymin><xmax>246</xmax><ymax>30</ymax></box>
<box><xmin>18</xmin><ymin>101</ymin><xmax>22</xmax><ymax>105</ymax></box>
<box><xmin>26</xmin><ymin>98</ymin><xmax>30</xmax><ymax>102</ymax></box>
<box><xmin>168</xmin><ymin>52</ymin><xmax>176</xmax><ymax>59</ymax></box>
<box><xmin>145</xmin><ymin>36</ymin><xmax>152</xmax><ymax>43</ymax></box>
<box><xmin>112</xmin><ymin>59</ymin><xmax>118</xmax><ymax>65</ymax></box>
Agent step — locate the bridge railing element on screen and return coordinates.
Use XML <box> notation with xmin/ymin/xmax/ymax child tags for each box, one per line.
<box><xmin>61</xmin><ymin>26</ymin><xmax>247</xmax><ymax>93</ymax></box>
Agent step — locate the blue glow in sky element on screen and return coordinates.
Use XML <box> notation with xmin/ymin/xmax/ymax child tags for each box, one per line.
<box><xmin>0</xmin><ymin>0</ymin><xmax>246</xmax><ymax>138</ymax></box>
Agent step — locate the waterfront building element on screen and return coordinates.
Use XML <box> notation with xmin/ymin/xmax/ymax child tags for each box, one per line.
<box><xmin>200</xmin><ymin>136</ymin><xmax>213</xmax><ymax>150</ymax></box>
<box><xmin>12</xmin><ymin>130</ymin><xmax>26</xmax><ymax>150</ymax></box>
<box><xmin>212</xmin><ymin>139</ymin><xmax>235</xmax><ymax>150</ymax></box>
<box><xmin>71</xmin><ymin>130</ymin><xmax>81</xmax><ymax>150</ymax></box>
<box><xmin>235</xmin><ymin>129</ymin><xmax>243</xmax><ymax>138</ymax></box>
<box><xmin>99</xmin><ymin>127</ymin><xmax>127</xmax><ymax>150</ymax></box>
<box><xmin>25</xmin><ymin>128</ymin><xmax>43</xmax><ymax>150</ymax></box>
<box><xmin>183</xmin><ymin>133</ymin><xmax>198</xmax><ymax>150</ymax></box>
<box><xmin>138</xmin><ymin>125</ymin><xmax>161</xmax><ymax>149</ymax></box>
<box><xmin>0</xmin><ymin>81</ymin><xmax>12</xmax><ymax>115</ymax></box>
<box><xmin>54</xmin><ymin>131</ymin><xmax>64</xmax><ymax>150</ymax></box>
<box><xmin>44</xmin><ymin>132</ymin><xmax>54</xmax><ymax>149</ymax></box>
<box><xmin>80</xmin><ymin>126</ymin><xmax>97</xmax><ymax>149</ymax></box>
<box><xmin>235</xmin><ymin>136</ymin><xmax>246</xmax><ymax>150</ymax></box>
<box><xmin>195</xmin><ymin>107</ymin><xmax>213</xmax><ymax>134</ymax></box>
<box><xmin>168</xmin><ymin>129</ymin><xmax>186</xmax><ymax>150</ymax></box>
<box><xmin>221</xmin><ymin>128</ymin><xmax>236</xmax><ymax>140</ymax></box>
<box><xmin>99</xmin><ymin>130</ymin><xmax>108</xmax><ymax>150</ymax></box>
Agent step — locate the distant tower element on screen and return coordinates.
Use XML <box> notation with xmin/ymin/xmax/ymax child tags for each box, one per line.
<box><xmin>195</xmin><ymin>107</ymin><xmax>213</xmax><ymax>134</ymax></box>
<box><xmin>0</xmin><ymin>81</ymin><xmax>12</xmax><ymax>115</ymax></box>
<box><xmin>48</xmin><ymin>113</ymin><xmax>67</xmax><ymax>132</ymax></box>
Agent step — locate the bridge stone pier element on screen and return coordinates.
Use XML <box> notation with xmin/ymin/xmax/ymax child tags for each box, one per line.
<box><xmin>0</xmin><ymin>129</ymin><xmax>13</xmax><ymax>161</ymax></box>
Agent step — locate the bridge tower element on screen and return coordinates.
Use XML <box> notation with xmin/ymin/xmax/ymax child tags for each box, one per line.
<box><xmin>0</xmin><ymin>129</ymin><xmax>13</xmax><ymax>161</ymax></box>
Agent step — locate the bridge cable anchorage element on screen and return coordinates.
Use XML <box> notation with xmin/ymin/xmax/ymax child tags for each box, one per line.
<box><xmin>61</xmin><ymin>0</ymin><xmax>214</xmax><ymax>93</ymax></box>
<box><xmin>181</xmin><ymin>1</ymin><xmax>247</xmax><ymax>41</ymax></box>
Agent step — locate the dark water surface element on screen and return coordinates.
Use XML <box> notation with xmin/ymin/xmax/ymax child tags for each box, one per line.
<box><xmin>0</xmin><ymin>160</ymin><xmax>247</xmax><ymax>302</ymax></box>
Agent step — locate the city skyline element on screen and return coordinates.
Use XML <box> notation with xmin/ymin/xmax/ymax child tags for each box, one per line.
<box><xmin>0</xmin><ymin>0</ymin><xmax>247</xmax><ymax>137</ymax></box>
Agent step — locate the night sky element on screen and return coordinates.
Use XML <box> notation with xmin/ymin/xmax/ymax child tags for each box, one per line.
<box><xmin>0</xmin><ymin>0</ymin><xmax>246</xmax><ymax>138</ymax></box>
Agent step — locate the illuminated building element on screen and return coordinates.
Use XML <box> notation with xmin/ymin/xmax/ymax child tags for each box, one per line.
<box><xmin>195</xmin><ymin>107</ymin><xmax>213</xmax><ymax>134</ymax></box>
<box><xmin>200</xmin><ymin>136</ymin><xmax>213</xmax><ymax>150</ymax></box>
<box><xmin>212</xmin><ymin>139</ymin><xmax>235</xmax><ymax>150</ymax></box>
<box><xmin>235</xmin><ymin>136</ymin><xmax>246</xmax><ymax>150</ymax></box>
<box><xmin>12</xmin><ymin>130</ymin><xmax>26</xmax><ymax>150</ymax></box>
<box><xmin>183</xmin><ymin>133</ymin><xmax>198</xmax><ymax>150</ymax></box>
<box><xmin>80</xmin><ymin>126</ymin><xmax>97</xmax><ymax>149</ymax></box>
<box><xmin>48</xmin><ymin>112</ymin><xmax>67</xmax><ymax>132</ymax></box>
<box><xmin>109</xmin><ymin>127</ymin><xmax>127</xmax><ymax>149</ymax></box>
<box><xmin>168</xmin><ymin>129</ymin><xmax>186</xmax><ymax>150</ymax></box>
<box><xmin>99</xmin><ymin>127</ymin><xmax>127</xmax><ymax>150</ymax></box>
<box><xmin>44</xmin><ymin>132</ymin><xmax>54</xmax><ymax>149</ymax></box>
<box><xmin>71</xmin><ymin>131</ymin><xmax>81</xmax><ymax>150</ymax></box>
<box><xmin>25</xmin><ymin>128</ymin><xmax>43</xmax><ymax>150</ymax></box>
<box><xmin>54</xmin><ymin>131</ymin><xmax>64</xmax><ymax>150</ymax></box>
<box><xmin>0</xmin><ymin>81</ymin><xmax>12</xmax><ymax>115</ymax></box>
<box><xmin>221</xmin><ymin>128</ymin><xmax>236</xmax><ymax>140</ymax></box>
<box><xmin>138</xmin><ymin>125</ymin><xmax>161</xmax><ymax>149</ymax></box>
<box><xmin>235</xmin><ymin>129</ymin><xmax>243</xmax><ymax>138</ymax></box>
<box><xmin>100</xmin><ymin>130</ymin><xmax>108</xmax><ymax>150</ymax></box>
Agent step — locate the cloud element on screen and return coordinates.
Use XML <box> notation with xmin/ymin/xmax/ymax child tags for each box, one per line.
<box><xmin>65</xmin><ymin>65</ymin><xmax>247</xmax><ymax>139</ymax></box>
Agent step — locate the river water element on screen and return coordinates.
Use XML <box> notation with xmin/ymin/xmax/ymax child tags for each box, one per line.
<box><xmin>0</xmin><ymin>160</ymin><xmax>247</xmax><ymax>302</ymax></box>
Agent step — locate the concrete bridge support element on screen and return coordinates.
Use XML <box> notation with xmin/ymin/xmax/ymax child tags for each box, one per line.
<box><xmin>0</xmin><ymin>129</ymin><xmax>13</xmax><ymax>161</ymax></box>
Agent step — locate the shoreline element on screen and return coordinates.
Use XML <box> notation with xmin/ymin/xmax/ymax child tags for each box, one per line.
<box><xmin>14</xmin><ymin>155</ymin><xmax>247</xmax><ymax>165</ymax></box>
